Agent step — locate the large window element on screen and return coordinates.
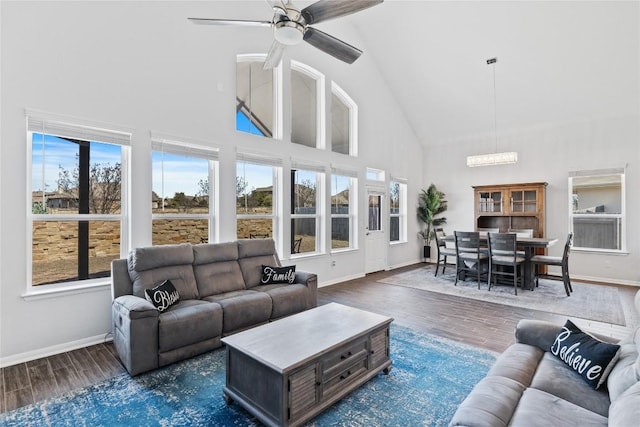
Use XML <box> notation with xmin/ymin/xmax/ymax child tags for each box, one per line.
<box><xmin>152</xmin><ymin>138</ymin><xmax>218</xmax><ymax>245</ymax></box>
<box><xmin>569</xmin><ymin>169</ymin><xmax>625</xmax><ymax>251</ymax></box>
<box><xmin>291</xmin><ymin>165</ymin><xmax>324</xmax><ymax>255</ymax></box>
<box><xmin>236</xmin><ymin>56</ymin><xmax>279</xmax><ymax>138</ymax></box>
<box><xmin>331</xmin><ymin>82</ymin><xmax>357</xmax><ymax>156</ymax></box>
<box><xmin>390</xmin><ymin>180</ymin><xmax>407</xmax><ymax>243</ymax></box>
<box><xmin>236</xmin><ymin>156</ymin><xmax>281</xmax><ymax>241</ymax></box>
<box><xmin>331</xmin><ymin>172</ymin><xmax>356</xmax><ymax>250</ymax></box>
<box><xmin>291</xmin><ymin>62</ymin><xmax>323</xmax><ymax>148</ymax></box>
<box><xmin>28</xmin><ymin>114</ymin><xmax>130</xmax><ymax>287</ymax></box>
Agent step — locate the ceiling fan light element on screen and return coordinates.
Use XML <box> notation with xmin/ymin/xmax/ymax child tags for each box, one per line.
<box><xmin>274</xmin><ymin>21</ymin><xmax>303</xmax><ymax>45</ymax></box>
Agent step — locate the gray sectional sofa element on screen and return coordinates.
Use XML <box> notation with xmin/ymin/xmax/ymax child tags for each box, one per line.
<box><xmin>111</xmin><ymin>239</ymin><xmax>317</xmax><ymax>375</ymax></box>
<box><xmin>450</xmin><ymin>289</ymin><xmax>640</xmax><ymax>426</ymax></box>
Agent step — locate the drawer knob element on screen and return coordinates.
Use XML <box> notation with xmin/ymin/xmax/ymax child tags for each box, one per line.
<box><xmin>340</xmin><ymin>351</ymin><xmax>352</xmax><ymax>360</ymax></box>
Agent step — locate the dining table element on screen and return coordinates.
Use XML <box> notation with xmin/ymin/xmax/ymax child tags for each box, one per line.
<box><xmin>443</xmin><ymin>233</ymin><xmax>558</xmax><ymax>291</ymax></box>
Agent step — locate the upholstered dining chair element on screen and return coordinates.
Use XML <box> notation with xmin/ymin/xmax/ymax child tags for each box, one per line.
<box><xmin>487</xmin><ymin>232</ymin><xmax>526</xmax><ymax>295</ymax></box>
<box><xmin>434</xmin><ymin>228</ymin><xmax>456</xmax><ymax>277</ymax></box>
<box><xmin>454</xmin><ymin>231</ymin><xmax>489</xmax><ymax>288</ymax></box>
<box><xmin>530</xmin><ymin>233</ymin><xmax>573</xmax><ymax>296</ymax></box>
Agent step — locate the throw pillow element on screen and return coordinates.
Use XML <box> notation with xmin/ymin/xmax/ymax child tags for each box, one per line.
<box><xmin>145</xmin><ymin>280</ymin><xmax>180</xmax><ymax>312</ymax></box>
<box><xmin>261</xmin><ymin>265</ymin><xmax>296</xmax><ymax>285</ymax></box>
<box><xmin>550</xmin><ymin>319</ymin><xmax>620</xmax><ymax>389</ymax></box>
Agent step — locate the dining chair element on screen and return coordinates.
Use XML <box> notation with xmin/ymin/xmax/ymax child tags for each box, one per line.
<box><xmin>454</xmin><ymin>231</ymin><xmax>489</xmax><ymax>288</ymax></box>
<box><xmin>530</xmin><ymin>233</ymin><xmax>573</xmax><ymax>296</ymax></box>
<box><xmin>434</xmin><ymin>228</ymin><xmax>456</xmax><ymax>276</ymax></box>
<box><xmin>487</xmin><ymin>232</ymin><xmax>526</xmax><ymax>295</ymax></box>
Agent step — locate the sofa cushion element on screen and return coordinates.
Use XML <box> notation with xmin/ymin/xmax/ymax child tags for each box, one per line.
<box><xmin>192</xmin><ymin>242</ymin><xmax>247</xmax><ymax>297</ymax></box>
<box><xmin>237</xmin><ymin>239</ymin><xmax>280</xmax><ymax>288</ymax></box>
<box><xmin>260</xmin><ymin>265</ymin><xmax>296</xmax><ymax>285</ymax></box>
<box><xmin>607</xmin><ymin>326</ymin><xmax>640</xmax><ymax>401</ymax></box>
<box><xmin>203</xmin><ymin>290</ymin><xmax>272</xmax><ymax>334</ymax></box>
<box><xmin>530</xmin><ymin>353</ymin><xmax>611</xmax><ymax>417</ymax></box>
<box><xmin>486</xmin><ymin>342</ymin><xmax>544</xmax><ymax>386</ymax></box>
<box><xmin>254</xmin><ymin>283</ymin><xmax>309</xmax><ymax>318</ymax></box>
<box><xmin>609</xmin><ymin>381</ymin><xmax>640</xmax><ymax>426</ymax></box>
<box><xmin>144</xmin><ymin>280</ymin><xmax>180</xmax><ymax>312</ymax></box>
<box><xmin>157</xmin><ymin>300</ymin><xmax>223</xmax><ymax>353</ymax></box>
<box><xmin>550</xmin><ymin>320</ymin><xmax>620</xmax><ymax>389</ymax></box>
<box><xmin>128</xmin><ymin>244</ymin><xmax>199</xmax><ymax>300</ymax></box>
<box><xmin>508</xmin><ymin>388</ymin><xmax>608</xmax><ymax>427</ymax></box>
<box><xmin>449</xmin><ymin>376</ymin><xmax>526</xmax><ymax>427</ymax></box>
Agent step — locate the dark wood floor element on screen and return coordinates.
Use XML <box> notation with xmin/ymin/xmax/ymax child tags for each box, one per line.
<box><xmin>1</xmin><ymin>263</ymin><xmax>637</xmax><ymax>415</ymax></box>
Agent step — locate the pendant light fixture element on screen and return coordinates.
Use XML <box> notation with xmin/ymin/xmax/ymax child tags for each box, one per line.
<box><xmin>467</xmin><ymin>57</ymin><xmax>518</xmax><ymax>167</ymax></box>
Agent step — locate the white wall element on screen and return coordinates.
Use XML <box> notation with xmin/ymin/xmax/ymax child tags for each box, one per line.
<box><xmin>424</xmin><ymin>114</ymin><xmax>640</xmax><ymax>285</ymax></box>
<box><xmin>0</xmin><ymin>1</ymin><xmax>423</xmax><ymax>364</ymax></box>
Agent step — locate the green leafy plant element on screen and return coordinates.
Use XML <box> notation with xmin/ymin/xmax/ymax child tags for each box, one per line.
<box><xmin>417</xmin><ymin>184</ymin><xmax>448</xmax><ymax>245</ymax></box>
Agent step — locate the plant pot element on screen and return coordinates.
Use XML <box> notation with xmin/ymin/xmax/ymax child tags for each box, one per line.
<box><xmin>423</xmin><ymin>245</ymin><xmax>431</xmax><ymax>259</ymax></box>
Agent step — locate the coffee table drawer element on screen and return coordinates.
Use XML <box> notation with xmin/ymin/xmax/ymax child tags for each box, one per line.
<box><xmin>322</xmin><ymin>356</ymin><xmax>368</xmax><ymax>398</ymax></box>
<box><xmin>322</xmin><ymin>338</ymin><xmax>368</xmax><ymax>376</ymax></box>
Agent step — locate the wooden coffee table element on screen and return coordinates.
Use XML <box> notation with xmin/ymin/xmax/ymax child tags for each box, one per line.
<box><xmin>221</xmin><ymin>303</ymin><xmax>393</xmax><ymax>427</ymax></box>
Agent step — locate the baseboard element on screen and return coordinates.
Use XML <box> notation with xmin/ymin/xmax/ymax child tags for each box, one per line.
<box><xmin>0</xmin><ymin>332</ymin><xmax>113</xmax><ymax>368</ymax></box>
<box><xmin>319</xmin><ymin>273</ymin><xmax>365</xmax><ymax>288</ymax></box>
<box><xmin>572</xmin><ymin>275</ymin><xmax>640</xmax><ymax>287</ymax></box>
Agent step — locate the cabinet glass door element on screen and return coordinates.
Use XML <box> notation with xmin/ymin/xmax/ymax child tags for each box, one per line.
<box><xmin>510</xmin><ymin>190</ymin><xmax>537</xmax><ymax>213</ymax></box>
<box><xmin>478</xmin><ymin>191</ymin><xmax>502</xmax><ymax>213</ymax></box>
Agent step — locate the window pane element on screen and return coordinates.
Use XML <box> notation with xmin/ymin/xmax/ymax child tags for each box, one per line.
<box><xmin>237</xmin><ymin>218</ymin><xmax>272</xmax><ymax>240</ymax></box>
<box><xmin>390</xmin><ymin>182</ymin><xmax>400</xmax><ymax>214</ymax></box>
<box><xmin>237</xmin><ymin>162</ymin><xmax>273</xmax><ymax>215</ymax></box>
<box><xmin>368</xmin><ymin>195</ymin><xmax>381</xmax><ymax>231</ymax></box>
<box><xmin>152</xmin><ymin>219</ymin><xmax>209</xmax><ymax>245</ymax></box>
<box><xmin>291</xmin><ymin>218</ymin><xmax>316</xmax><ymax>254</ymax></box>
<box><xmin>390</xmin><ymin>217</ymin><xmax>400</xmax><ymax>241</ymax></box>
<box><xmin>32</xmin><ymin>220</ymin><xmax>120</xmax><ymax>285</ymax></box>
<box><xmin>331</xmin><ymin>175</ymin><xmax>349</xmax><ymax>214</ymax></box>
<box><xmin>291</xmin><ymin>69</ymin><xmax>316</xmax><ymax>148</ymax></box>
<box><xmin>331</xmin><ymin>92</ymin><xmax>350</xmax><ymax>155</ymax></box>
<box><xmin>152</xmin><ymin>152</ymin><xmax>209</xmax><ymax>214</ymax></box>
<box><xmin>31</xmin><ymin>134</ymin><xmax>122</xmax><ymax>215</ymax></box>
<box><xmin>570</xmin><ymin>173</ymin><xmax>624</xmax><ymax>251</ymax></box>
<box><xmin>292</xmin><ymin>169</ymin><xmax>317</xmax><ymax>213</ymax></box>
<box><xmin>331</xmin><ymin>217</ymin><xmax>350</xmax><ymax>249</ymax></box>
<box><xmin>236</xmin><ymin>61</ymin><xmax>272</xmax><ymax>137</ymax></box>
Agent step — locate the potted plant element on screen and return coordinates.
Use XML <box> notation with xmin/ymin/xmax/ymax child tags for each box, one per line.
<box><xmin>417</xmin><ymin>184</ymin><xmax>447</xmax><ymax>260</ymax></box>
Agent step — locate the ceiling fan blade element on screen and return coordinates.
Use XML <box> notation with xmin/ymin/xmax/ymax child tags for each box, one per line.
<box><xmin>301</xmin><ymin>0</ymin><xmax>383</xmax><ymax>25</ymax></box>
<box><xmin>187</xmin><ymin>18</ymin><xmax>272</xmax><ymax>28</ymax></box>
<box><xmin>303</xmin><ymin>27</ymin><xmax>362</xmax><ymax>64</ymax></box>
<box><xmin>264</xmin><ymin>40</ymin><xmax>286</xmax><ymax>69</ymax></box>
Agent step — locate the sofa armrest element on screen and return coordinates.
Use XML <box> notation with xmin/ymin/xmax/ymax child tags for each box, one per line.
<box><xmin>294</xmin><ymin>270</ymin><xmax>318</xmax><ymax>308</ymax></box>
<box><xmin>112</xmin><ymin>295</ymin><xmax>159</xmax><ymax>375</ymax></box>
<box><xmin>111</xmin><ymin>258</ymin><xmax>133</xmax><ymax>300</ymax></box>
<box><xmin>515</xmin><ymin>319</ymin><xmax>562</xmax><ymax>351</ymax></box>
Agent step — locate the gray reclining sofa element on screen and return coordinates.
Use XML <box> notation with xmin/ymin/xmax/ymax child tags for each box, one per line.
<box><xmin>450</xmin><ymin>289</ymin><xmax>640</xmax><ymax>426</ymax></box>
<box><xmin>111</xmin><ymin>239</ymin><xmax>317</xmax><ymax>375</ymax></box>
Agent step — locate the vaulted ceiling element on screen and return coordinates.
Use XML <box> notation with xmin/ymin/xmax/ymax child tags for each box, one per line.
<box><xmin>345</xmin><ymin>0</ymin><xmax>639</xmax><ymax>147</ymax></box>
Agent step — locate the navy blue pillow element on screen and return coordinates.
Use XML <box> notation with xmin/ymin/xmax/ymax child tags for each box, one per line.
<box><xmin>145</xmin><ymin>280</ymin><xmax>180</xmax><ymax>312</ymax></box>
<box><xmin>550</xmin><ymin>320</ymin><xmax>620</xmax><ymax>389</ymax></box>
<box><xmin>261</xmin><ymin>265</ymin><xmax>296</xmax><ymax>284</ymax></box>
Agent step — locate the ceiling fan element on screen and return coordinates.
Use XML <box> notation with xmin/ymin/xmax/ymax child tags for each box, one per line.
<box><xmin>188</xmin><ymin>0</ymin><xmax>383</xmax><ymax>69</ymax></box>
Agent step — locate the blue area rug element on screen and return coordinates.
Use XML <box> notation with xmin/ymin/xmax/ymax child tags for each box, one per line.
<box><xmin>0</xmin><ymin>325</ymin><xmax>496</xmax><ymax>427</ymax></box>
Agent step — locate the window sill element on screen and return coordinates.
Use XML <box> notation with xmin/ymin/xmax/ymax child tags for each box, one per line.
<box><xmin>22</xmin><ymin>279</ymin><xmax>111</xmax><ymax>301</ymax></box>
<box><xmin>572</xmin><ymin>248</ymin><xmax>629</xmax><ymax>256</ymax></box>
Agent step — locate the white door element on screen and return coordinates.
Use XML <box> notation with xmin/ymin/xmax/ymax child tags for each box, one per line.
<box><xmin>365</xmin><ymin>189</ymin><xmax>387</xmax><ymax>273</ymax></box>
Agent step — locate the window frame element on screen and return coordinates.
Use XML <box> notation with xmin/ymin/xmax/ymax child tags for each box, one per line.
<box><xmin>331</xmin><ymin>81</ymin><xmax>358</xmax><ymax>156</ymax></box>
<box><xmin>290</xmin><ymin>162</ymin><xmax>325</xmax><ymax>257</ymax></box>
<box><xmin>389</xmin><ymin>179</ymin><xmax>407</xmax><ymax>244</ymax></box>
<box><xmin>151</xmin><ymin>135</ymin><xmax>219</xmax><ymax>245</ymax></box>
<box><xmin>26</xmin><ymin>111</ymin><xmax>131</xmax><ymax>295</ymax></box>
<box><xmin>330</xmin><ymin>170</ymin><xmax>357</xmax><ymax>252</ymax></box>
<box><xmin>236</xmin><ymin>54</ymin><xmax>283</xmax><ymax>140</ymax></box>
<box><xmin>290</xmin><ymin>61</ymin><xmax>325</xmax><ymax>149</ymax></box>
<box><xmin>236</xmin><ymin>153</ymin><xmax>283</xmax><ymax>251</ymax></box>
<box><xmin>568</xmin><ymin>168</ymin><xmax>626</xmax><ymax>253</ymax></box>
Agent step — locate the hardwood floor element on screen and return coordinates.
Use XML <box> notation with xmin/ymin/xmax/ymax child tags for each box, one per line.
<box><xmin>1</xmin><ymin>263</ymin><xmax>637</xmax><ymax>415</ymax></box>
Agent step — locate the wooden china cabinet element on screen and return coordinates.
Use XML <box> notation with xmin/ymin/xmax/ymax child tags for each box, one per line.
<box><xmin>473</xmin><ymin>182</ymin><xmax>547</xmax><ymax>238</ymax></box>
